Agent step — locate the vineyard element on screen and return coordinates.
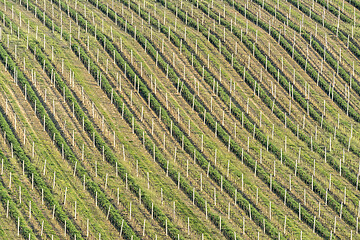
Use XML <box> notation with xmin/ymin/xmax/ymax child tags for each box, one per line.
<box><xmin>0</xmin><ymin>0</ymin><xmax>360</xmax><ymax>239</ymax></box>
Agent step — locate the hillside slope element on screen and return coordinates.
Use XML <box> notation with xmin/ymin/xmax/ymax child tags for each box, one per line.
<box><xmin>0</xmin><ymin>0</ymin><xmax>359</xmax><ymax>239</ymax></box>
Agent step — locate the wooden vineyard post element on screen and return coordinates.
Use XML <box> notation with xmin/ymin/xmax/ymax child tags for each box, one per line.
<box><xmin>53</xmin><ymin>171</ymin><xmax>56</xmax><ymax>189</ymax></box>
<box><xmin>214</xmin><ymin>188</ymin><xmax>216</xmax><ymax>206</ymax></box>
<box><xmin>41</xmin><ymin>220</ymin><xmax>44</xmax><ymax>236</ymax></box>
<box><xmin>205</xmin><ymin>200</ymin><xmax>208</xmax><ymax>219</ymax></box>
<box><xmin>41</xmin><ymin>189</ymin><xmax>44</xmax><ymax>205</ymax></box>
<box><xmin>6</xmin><ymin>200</ymin><xmax>9</xmax><ymax>218</ymax></box>
<box><xmin>9</xmin><ymin>172</ymin><xmax>11</xmax><ymax>188</ymax></box>
<box><xmin>161</xmin><ymin>188</ymin><xmax>164</xmax><ymax>205</ymax></box>
<box><xmin>64</xmin><ymin>187</ymin><xmax>67</xmax><ymax>206</ymax></box>
<box><xmin>214</xmin><ymin>149</ymin><xmax>217</xmax><ymax>166</ymax></box>
<box><xmin>17</xmin><ymin>217</ymin><xmax>20</xmax><ymax>236</ymax></box>
<box><xmin>248</xmin><ymin>203</ymin><xmax>252</xmax><ymax>220</ymax></box>
<box><xmin>142</xmin><ymin>219</ymin><xmax>146</xmax><ymax>236</ymax></box>
<box><xmin>64</xmin><ymin>220</ymin><xmax>67</xmax><ymax>237</ymax></box>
